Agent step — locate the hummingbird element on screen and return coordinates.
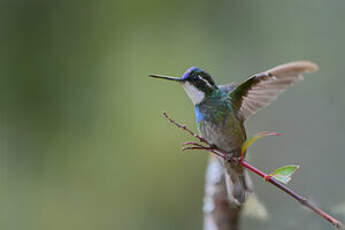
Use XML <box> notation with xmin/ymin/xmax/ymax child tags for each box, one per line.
<box><xmin>149</xmin><ymin>61</ymin><xmax>318</xmax><ymax>205</ymax></box>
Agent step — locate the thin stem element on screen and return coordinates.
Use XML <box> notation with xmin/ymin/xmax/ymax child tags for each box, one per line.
<box><xmin>162</xmin><ymin>112</ymin><xmax>344</xmax><ymax>229</ymax></box>
<box><xmin>240</xmin><ymin>160</ymin><xmax>344</xmax><ymax>229</ymax></box>
<box><xmin>163</xmin><ymin>112</ymin><xmax>208</xmax><ymax>144</ymax></box>
<box><xmin>182</xmin><ymin>142</ymin><xmax>226</xmax><ymax>159</ymax></box>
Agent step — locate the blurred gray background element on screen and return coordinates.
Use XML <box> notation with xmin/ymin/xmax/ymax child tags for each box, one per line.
<box><xmin>1</xmin><ymin>0</ymin><xmax>345</xmax><ymax>229</ymax></box>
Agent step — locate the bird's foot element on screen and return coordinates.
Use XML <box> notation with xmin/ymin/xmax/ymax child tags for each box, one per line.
<box><xmin>209</xmin><ymin>144</ymin><xmax>218</xmax><ymax>149</ymax></box>
<box><xmin>224</xmin><ymin>152</ymin><xmax>233</xmax><ymax>162</ymax></box>
<box><xmin>224</xmin><ymin>150</ymin><xmax>243</xmax><ymax>165</ymax></box>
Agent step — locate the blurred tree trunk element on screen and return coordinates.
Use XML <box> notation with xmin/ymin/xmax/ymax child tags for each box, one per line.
<box><xmin>203</xmin><ymin>156</ymin><xmax>242</xmax><ymax>230</ymax></box>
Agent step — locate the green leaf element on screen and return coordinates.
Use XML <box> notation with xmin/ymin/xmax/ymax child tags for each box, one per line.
<box><xmin>241</xmin><ymin>131</ymin><xmax>281</xmax><ymax>159</ymax></box>
<box><xmin>269</xmin><ymin>165</ymin><xmax>299</xmax><ymax>184</ymax></box>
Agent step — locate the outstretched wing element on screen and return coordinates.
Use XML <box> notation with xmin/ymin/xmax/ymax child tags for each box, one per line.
<box><xmin>229</xmin><ymin>61</ymin><xmax>318</xmax><ymax>121</ymax></box>
<box><xmin>219</xmin><ymin>82</ymin><xmax>238</xmax><ymax>94</ymax></box>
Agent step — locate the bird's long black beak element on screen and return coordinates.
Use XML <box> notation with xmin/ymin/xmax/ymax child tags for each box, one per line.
<box><xmin>148</xmin><ymin>74</ymin><xmax>184</xmax><ymax>82</ymax></box>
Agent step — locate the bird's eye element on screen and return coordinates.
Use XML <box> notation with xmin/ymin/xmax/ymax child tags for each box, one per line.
<box><xmin>198</xmin><ymin>75</ymin><xmax>213</xmax><ymax>87</ymax></box>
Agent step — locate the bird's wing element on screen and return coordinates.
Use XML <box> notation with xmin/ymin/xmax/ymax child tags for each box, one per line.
<box><xmin>229</xmin><ymin>61</ymin><xmax>318</xmax><ymax>121</ymax></box>
<box><xmin>219</xmin><ymin>82</ymin><xmax>238</xmax><ymax>94</ymax></box>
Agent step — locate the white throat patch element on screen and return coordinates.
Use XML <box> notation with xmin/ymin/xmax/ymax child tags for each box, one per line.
<box><xmin>183</xmin><ymin>81</ymin><xmax>205</xmax><ymax>105</ymax></box>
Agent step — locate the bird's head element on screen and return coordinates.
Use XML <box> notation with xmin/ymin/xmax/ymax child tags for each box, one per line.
<box><xmin>149</xmin><ymin>67</ymin><xmax>218</xmax><ymax>105</ymax></box>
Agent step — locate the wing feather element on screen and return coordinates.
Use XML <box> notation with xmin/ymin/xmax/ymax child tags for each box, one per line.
<box><xmin>229</xmin><ymin>61</ymin><xmax>318</xmax><ymax>120</ymax></box>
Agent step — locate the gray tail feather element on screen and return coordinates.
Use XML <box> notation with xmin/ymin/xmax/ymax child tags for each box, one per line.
<box><xmin>224</xmin><ymin>169</ymin><xmax>253</xmax><ymax>205</ymax></box>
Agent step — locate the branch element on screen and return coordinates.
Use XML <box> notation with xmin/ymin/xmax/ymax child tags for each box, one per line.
<box><xmin>163</xmin><ymin>113</ymin><xmax>242</xmax><ymax>229</ymax></box>
<box><xmin>162</xmin><ymin>112</ymin><xmax>344</xmax><ymax>229</ymax></box>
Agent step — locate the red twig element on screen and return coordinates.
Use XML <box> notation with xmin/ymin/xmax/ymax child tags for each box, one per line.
<box><xmin>240</xmin><ymin>160</ymin><xmax>344</xmax><ymax>229</ymax></box>
<box><xmin>163</xmin><ymin>112</ymin><xmax>344</xmax><ymax>229</ymax></box>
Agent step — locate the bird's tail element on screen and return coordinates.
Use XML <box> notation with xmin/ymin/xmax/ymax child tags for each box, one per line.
<box><xmin>224</xmin><ymin>162</ymin><xmax>253</xmax><ymax>205</ymax></box>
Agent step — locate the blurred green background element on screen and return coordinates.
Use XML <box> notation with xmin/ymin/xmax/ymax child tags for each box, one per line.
<box><xmin>1</xmin><ymin>0</ymin><xmax>345</xmax><ymax>229</ymax></box>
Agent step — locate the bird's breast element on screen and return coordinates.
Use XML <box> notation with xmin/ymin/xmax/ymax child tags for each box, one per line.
<box><xmin>195</xmin><ymin>102</ymin><xmax>246</xmax><ymax>153</ymax></box>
